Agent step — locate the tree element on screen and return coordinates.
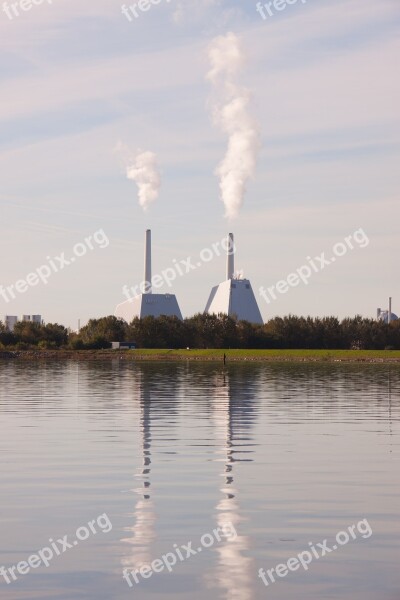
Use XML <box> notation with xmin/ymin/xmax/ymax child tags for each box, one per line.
<box><xmin>13</xmin><ymin>321</ymin><xmax>43</xmax><ymax>345</ymax></box>
<box><xmin>77</xmin><ymin>316</ymin><xmax>128</xmax><ymax>348</ymax></box>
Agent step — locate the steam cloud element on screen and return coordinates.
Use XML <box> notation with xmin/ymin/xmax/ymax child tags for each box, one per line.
<box><xmin>126</xmin><ymin>150</ymin><xmax>161</xmax><ymax>212</ymax></box>
<box><xmin>115</xmin><ymin>143</ymin><xmax>161</xmax><ymax>212</ymax></box>
<box><xmin>207</xmin><ymin>32</ymin><xmax>260</xmax><ymax>220</ymax></box>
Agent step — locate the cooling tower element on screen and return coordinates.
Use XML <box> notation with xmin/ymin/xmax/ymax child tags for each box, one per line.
<box><xmin>204</xmin><ymin>233</ymin><xmax>263</xmax><ymax>325</ymax></box>
<box><xmin>115</xmin><ymin>230</ymin><xmax>183</xmax><ymax>322</ymax></box>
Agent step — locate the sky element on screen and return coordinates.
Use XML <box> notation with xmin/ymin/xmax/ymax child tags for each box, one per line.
<box><xmin>0</xmin><ymin>0</ymin><xmax>399</xmax><ymax>329</ymax></box>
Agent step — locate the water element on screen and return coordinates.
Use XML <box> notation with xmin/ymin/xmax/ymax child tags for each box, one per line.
<box><xmin>0</xmin><ymin>361</ymin><xmax>399</xmax><ymax>600</ymax></box>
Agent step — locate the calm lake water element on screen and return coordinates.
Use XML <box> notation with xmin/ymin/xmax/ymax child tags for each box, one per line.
<box><xmin>0</xmin><ymin>361</ymin><xmax>399</xmax><ymax>600</ymax></box>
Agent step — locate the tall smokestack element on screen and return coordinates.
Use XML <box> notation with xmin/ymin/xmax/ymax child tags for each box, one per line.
<box><xmin>377</xmin><ymin>308</ymin><xmax>381</xmax><ymax>320</ymax></box>
<box><xmin>144</xmin><ymin>229</ymin><xmax>152</xmax><ymax>294</ymax></box>
<box><xmin>226</xmin><ymin>233</ymin><xmax>234</xmax><ymax>280</ymax></box>
<box><xmin>388</xmin><ymin>297</ymin><xmax>392</xmax><ymax>324</ymax></box>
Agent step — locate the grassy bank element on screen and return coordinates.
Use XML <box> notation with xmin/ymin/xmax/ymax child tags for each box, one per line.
<box><xmin>133</xmin><ymin>349</ymin><xmax>400</xmax><ymax>362</ymax></box>
<box><xmin>1</xmin><ymin>349</ymin><xmax>400</xmax><ymax>362</ymax></box>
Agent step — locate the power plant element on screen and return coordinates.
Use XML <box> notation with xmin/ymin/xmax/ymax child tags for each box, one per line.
<box><xmin>204</xmin><ymin>233</ymin><xmax>264</xmax><ymax>324</ymax></box>
<box><xmin>4</xmin><ymin>315</ymin><xmax>42</xmax><ymax>332</ymax></box>
<box><xmin>377</xmin><ymin>297</ymin><xmax>398</xmax><ymax>324</ymax></box>
<box><xmin>115</xmin><ymin>230</ymin><xmax>183</xmax><ymax>321</ymax></box>
<box><xmin>116</xmin><ymin>231</ymin><xmax>399</xmax><ymax>328</ymax></box>
<box><xmin>115</xmin><ymin>230</ymin><xmax>264</xmax><ymax>324</ymax></box>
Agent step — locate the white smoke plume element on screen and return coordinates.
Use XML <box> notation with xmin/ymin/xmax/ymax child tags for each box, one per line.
<box><xmin>115</xmin><ymin>143</ymin><xmax>161</xmax><ymax>212</ymax></box>
<box><xmin>126</xmin><ymin>150</ymin><xmax>161</xmax><ymax>211</ymax></box>
<box><xmin>207</xmin><ymin>32</ymin><xmax>260</xmax><ymax>220</ymax></box>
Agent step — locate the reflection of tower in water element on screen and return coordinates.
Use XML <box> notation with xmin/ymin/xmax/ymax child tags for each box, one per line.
<box><xmin>388</xmin><ymin>368</ymin><xmax>393</xmax><ymax>454</ymax></box>
<box><xmin>207</xmin><ymin>369</ymin><xmax>257</xmax><ymax>600</ymax></box>
<box><xmin>121</xmin><ymin>369</ymin><xmax>156</xmax><ymax>570</ymax></box>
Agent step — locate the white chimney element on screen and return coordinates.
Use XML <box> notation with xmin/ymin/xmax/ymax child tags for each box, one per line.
<box><xmin>377</xmin><ymin>308</ymin><xmax>381</xmax><ymax>320</ymax></box>
<box><xmin>226</xmin><ymin>233</ymin><xmax>235</xmax><ymax>280</ymax></box>
<box><xmin>144</xmin><ymin>229</ymin><xmax>152</xmax><ymax>294</ymax></box>
<box><xmin>388</xmin><ymin>297</ymin><xmax>392</xmax><ymax>324</ymax></box>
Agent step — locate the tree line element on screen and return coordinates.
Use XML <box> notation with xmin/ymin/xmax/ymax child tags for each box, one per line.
<box><xmin>1</xmin><ymin>314</ymin><xmax>400</xmax><ymax>350</ymax></box>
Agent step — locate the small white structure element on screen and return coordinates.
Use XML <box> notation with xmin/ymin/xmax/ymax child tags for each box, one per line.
<box><xmin>115</xmin><ymin>230</ymin><xmax>183</xmax><ymax>322</ymax></box>
<box><xmin>4</xmin><ymin>316</ymin><xmax>18</xmax><ymax>332</ymax></box>
<box><xmin>205</xmin><ymin>233</ymin><xmax>264</xmax><ymax>325</ymax></box>
<box><xmin>111</xmin><ymin>342</ymin><xmax>136</xmax><ymax>350</ymax></box>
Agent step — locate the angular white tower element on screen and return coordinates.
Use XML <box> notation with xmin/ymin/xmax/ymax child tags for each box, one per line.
<box><xmin>115</xmin><ymin>230</ymin><xmax>183</xmax><ymax>322</ymax></box>
<box><xmin>204</xmin><ymin>233</ymin><xmax>263</xmax><ymax>325</ymax></box>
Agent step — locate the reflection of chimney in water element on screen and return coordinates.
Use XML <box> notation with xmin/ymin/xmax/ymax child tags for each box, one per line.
<box><xmin>206</xmin><ymin>371</ymin><xmax>255</xmax><ymax>600</ymax></box>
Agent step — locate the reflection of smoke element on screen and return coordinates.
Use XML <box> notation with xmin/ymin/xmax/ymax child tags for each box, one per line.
<box><xmin>205</xmin><ymin>372</ymin><xmax>255</xmax><ymax>600</ymax></box>
<box><xmin>212</xmin><ymin>509</ymin><xmax>253</xmax><ymax>600</ymax></box>
<box><xmin>121</xmin><ymin>499</ymin><xmax>156</xmax><ymax>569</ymax></box>
<box><xmin>115</xmin><ymin>142</ymin><xmax>161</xmax><ymax>211</ymax></box>
<box><xmin>207</xmin><ymin>33</ymin><xmax>260</xmax><ymax>220</ymax></box>
<box><xmin>121</xmin><ymin>373</ymin><xmax>156</xmax><ymax>570</ymax></box>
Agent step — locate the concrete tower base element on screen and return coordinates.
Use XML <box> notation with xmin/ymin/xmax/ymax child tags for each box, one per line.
<box><xmin>204</xmin><ymin>233</ymin><xmax>263</xmax><ymax>325</ymax></box>
<box><xmin>205</xmin><ymin>278</ymin><xmax>263</xmax><ymax>325</ymax></box>
<box><xmin>115</xmin><ymin>294</ymin><xmax>183</xmax><ymax>322</ymax></box>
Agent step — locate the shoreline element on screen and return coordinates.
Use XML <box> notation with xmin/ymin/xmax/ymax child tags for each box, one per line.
<box><xmin>1</xmin><ymin>349</ymin><xmax>400</xmax><ymax>363</ymax></box>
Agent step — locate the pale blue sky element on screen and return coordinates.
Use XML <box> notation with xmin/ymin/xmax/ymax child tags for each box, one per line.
<box><xmin>0</xmin><ymin>0</ymin><xmax>399</xmax><ymax>328</ymax></box>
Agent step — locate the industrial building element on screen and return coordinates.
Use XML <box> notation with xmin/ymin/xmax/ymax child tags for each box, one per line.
<box><xmin>377</xmin><ymin>298</ymin><xmax>398</xmax><ymax>324</ymax></box>
<box><xmin>4</xmin><ymin>315</ymin><xmax>42</xmax><ymax>331</ymax></box>
<box><xmin>4</xmin><ymin>316</ymin><xmax>18</xmax><ymax>332</ymax></box>
<box><xmin>23</xmin><ymin>315</ymin><xmax>42</xmax><ymax>324</ymax></box>
<box><xmin>115</xmin><ymin>230</ymin><xmax>183</xmax><ymax>322</ymax></box>
<box><xmin>205</xmin><ymin>233</ymin><xmax>264</xmax><ymax>325</ymax></box>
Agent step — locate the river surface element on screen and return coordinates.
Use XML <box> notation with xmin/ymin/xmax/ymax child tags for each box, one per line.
<box><xmin>0</xmin><ymin>361</ymin><xmax>399</xmax><ymax>599</ymax></box>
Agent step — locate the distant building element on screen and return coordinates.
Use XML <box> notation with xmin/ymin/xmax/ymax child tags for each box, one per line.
<box><xmin>22</xmin><ymin>315</ymin><xmax>42</xmax><ymax>324</ymax></box>
<box><xmin>4</xmin><ymin>316</ymin><xmax>18</xmax><ymax>332</ymax></box>
<box><xmin>377</xmin><ymin>309</ymin><xmax>398</xmax><ymax>324</ymax></box>
<box><xmin>3</xmin><ymin>315</ymin><xmax>42</xmax><ymax>331</ymax></box>
<box><xmin>377</xmin><ymin>298</ymin><xmax>398</xmax><ymax>324</ymax></box>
